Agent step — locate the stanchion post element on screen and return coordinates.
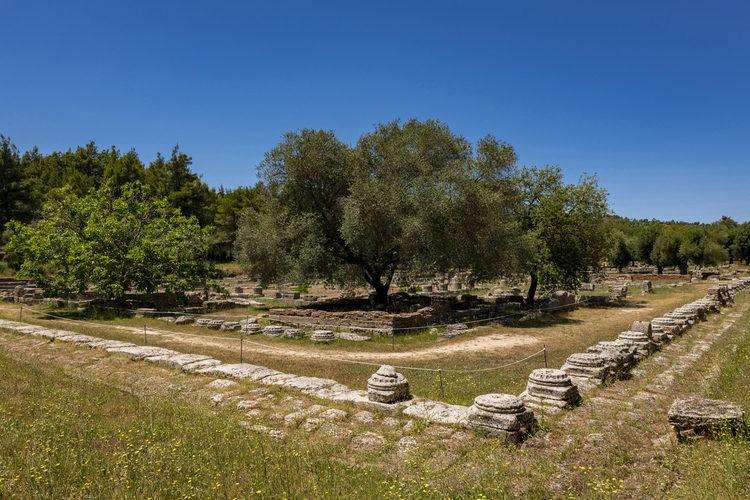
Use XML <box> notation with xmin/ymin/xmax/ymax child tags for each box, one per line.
<box><xmin>543</xmin><ymin>344</ymin><xmax>547</xmax><ymax>368</ymax></box>
<box><xmin>438</xmin><ymin>369</ymin><xmax>445</xmax><ymax>399</ymax></box>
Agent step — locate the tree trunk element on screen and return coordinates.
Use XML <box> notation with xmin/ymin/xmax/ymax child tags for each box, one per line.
<box><xmin>364</xmin><ymin>266</ymin><xmax>395</xmax><ymax>306</ymax></box>
<box><xmin>679</xmin><ymin>263</ymin><xmax>689</xmax><ymax>275</ymax></box>
<box><xmin>657</xmin><ymin>265</ymin><xmax>663</xmax><ymax>274</ymax></box>
<box><xmin>526</xmin><ymin>273</ymin><xmax>538</xmax><ymax>307</ymax></box>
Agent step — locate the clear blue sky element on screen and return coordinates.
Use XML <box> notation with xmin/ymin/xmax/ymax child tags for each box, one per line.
<box><xmin>3</xmin><ymin>0</ymin><xmax>749</xmax><ymax>223</ymax></box>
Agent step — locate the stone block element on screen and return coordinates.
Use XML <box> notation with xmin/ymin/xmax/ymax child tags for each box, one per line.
<box><xmin>367</xmin><ymin>365</ymin><xmax>410</xmax><ymax>403</ymax></box>
<box><xmin>519</xmin><ymin>369</ymin><xmax>581</xmax><ymax>412</ymax></box>
<box><xmin>668</xmin><ymin>397</ymin><xmax>746</xmax><ymax>438</ymax></box>
<box><xmin>284</xmin><ymin>328</ymin><xmax>305</xmax><ymax>339</ymax></box>
<box><xmin>241</xmin><ymin>324</ymin><xmax>262</xmax><ymax>334</ymax></box>
<box><xmin>263</xmin><ymin>325</ymin><xmax>284</xmax><ymax>337</ymax></box>
<box><xmin>467</xmin><ymin>394</ymin><xmax>535</xmax><ymax>443</ymax></box>
<box><xmin>311</xmin><ymin>330</ymin><xmax>336</xmax><ymax>342</ymax></box>
<box><xmin>175</xmin><ymin>316</ymin><xmax>195</xmax><ymax>325</ymax></box>
<box><xmin>560</xmin><ymin>353</ymin><xmax>610</xmax><ymax>381</ymax></box>
<box><xmin>221</xmin><ymin>322</ymin><xmax>241</xmax><ymax>331</ymax></box>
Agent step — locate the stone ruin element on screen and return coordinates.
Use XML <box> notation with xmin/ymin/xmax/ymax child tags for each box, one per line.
<box><xmin>175</xmin><ymin>315</ymin><xmax>195</xmax><ymax>325</ymax></box>
<box><xmin>283</xmin><ymin>328</ymin><xmax>305</xmax><ymax>339</ymax></box>
<box><xmin>367</xmin><ymin>365</ymin><xmax>410</xmax><ymax>403</ymax></box>
<box><xmin>241</xmin><ymin>323</ymin><xmax>262</xmax><ymax>334</ymax></box>
<box><xmin>560</xmin><ymin>353</ymin><xmax>610</xmax><ymax>385</ymax></box>
<box><xmin>642</xmin><ymin>280</ymin><xmax>652</xmax><ymax>293</ymax></box>
<box><xmin>466</xmin><ymin>394</ymin><xmax>535</xmax><ymax>443</ymax></box>
<box><xmin>616</xmin><ymin>331</ymin><xmax>652</xmax><ymax>360</ymax></box>
<box><xmin>587</xmin><ymin>341</ymin><xmax>635</xmax><ymax>375</ymax></box>
<box><xmin>220</xmin><ymin>321</ymin><xmax>241</xmax><ymax>331</ymax></box>
<box><xmin>438</xmin><ymin>323</ymin><xmax>470</xmax><ymax>339</ymax></box>
<box><xmin>519</xmin><ymin>369</ymin><xmax>581</xmax><ymax>413</ymax></box>
<box><xmin>262</xmin><ymin>325</ymin><xmax>284</xmax><ymax>337</ymax></box>
<box><xmin>311</xmin><ymin>330</ymin><xmax>336</xmax><ymax>342</ymax></box>
<box><xmin>668</xmin><ymin>397</ymin><xmax>746</xmax><ymax>440</ymax></box>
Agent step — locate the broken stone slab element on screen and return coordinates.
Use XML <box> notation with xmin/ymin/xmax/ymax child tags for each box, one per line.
<box><xmin>263</xmin><ymin>325</ymin><xmax>284</xmax><ymax>337</ymax></box>
<box><xmin>668</xmin><ymin>397</ymin><xmax>747</xmax><ymax>439</ymax></box>
<box><xmin>146</xmin><ymin>353</ymin><xmax>216</xmax><ymax>370</ymax></box>
<box><xmin>652</xmin><ymin>317</ymin><xmax>679</xmax><ymax>333</ymax></box>
<box><xmin>587</xmin><ymin>342</ymin><xmax>635</xmax><ymax>373</ymax></box>
<box><xmin>466</xmin><ymin>394</ymin><xmax>535</xmax><ymax>443</ymax></box>
<box><xmin>175</xmin><ymin>316</ymin><xmax>195</xmax><ymax>325</ymax></box>
<box><xmin>239</xmin><ymin>318</ymin><xmax>258</xmax><ymax>325</ymax></box>
<box><xmin>336</xmin><ymin>332</ymin><xmax>371</xmax><ymax>341</ymax></box>
<box><xmin>105</xmin><ymin>345</ymin><xmax>179</xmax><ymax>361</ymax></box>
<box><xmin>135</xmin><ymin>308</ymin><xmax>157</xmax><ymax>318</ymax></box>
<box><xmin>367</xmin><ymin>365</ymin><xmax>410</xmax><ymax>403</ymax></box>
<box><xmin>279</xmin><ymin>376</ymin><xmax>339</xmax><ymax>395</ymax></box>
<box><xmin>438</xmin><ymin>323</ymin><xmax>470</xmax><ymax>339</ymax></box>
<box><xmin>52</xmin><ymin>334</ymin><xmax>101</xmax><ymax>346</ymax></box>
<box><xmin>560</xmin><ymin>353</ymin><xmax>610</xmax><ymax>382</ymax></box>
<box><xmin>519</xmin><ymin>369</ymin><xmax>581</xmax><ymax>413</ymax></box>
<box><xmin>87</xmin><ymin>339</ymin><xmax>137</xmax><ymax>350</ymax></box>
<box><xmin>631</xmin><ymin>321</ymin><xmax>652</xmax><ymax>340</ymax></box>
<box><xmin>196</xmin><ymin>363</ymin><xmax>281</xmax><ymax>381</ymax></box>
<box><xmin>207</xmin><ymin>320</ymin><xmax>225</xmax><ymax>330</ymax></box>
<box><xmin>284</xmin><ymin>405</ymin><xmax>327</xmax><ymax>426</ymax></box>
<box><xmin>616</xmin><ymin>331</ymin><xmax>652</xmax><ymax>358</ymax></box>
<box><xmin>402</xmin><ymin>400</ymin><xmax>470</xmax><ymax>426</ymax></box>
<box><xmin>283</xmin><ymin>328</ymin><xmax>305</xmax><ymax>339</ymax></box>
<box><xmin>195</xmin><ymin>319</ymin><xmax>213</xmax><ymax>328</ymax></box>
<box><xmin>241</xmin><ymin>324</ymin><xmax>262</xmax><ymax>334</ymax></box>
<box><xmin>311</xmin><ymin>330</ymin><xmax>336</xmax><ymax>342</ymax></box>
<box><xmin>220</xmin><ymin>322</ymin><xmax>241</xmax><ymax>331</ymax></box>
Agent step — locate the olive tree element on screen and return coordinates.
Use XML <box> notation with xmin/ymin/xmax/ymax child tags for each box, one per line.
<box><xmin>6</xmin><ymin>181</ymin><xmax>211</xmax><ymax>300</ymax></box>
<box><xmin>235</xmin><ymin>119</ymin><xmax>522</xmax><ymax>305</ymax></box>
<box><xmin>513</xmin><ymin>166</ymin><xmax>611</xmax><ymax>305</ymax></box>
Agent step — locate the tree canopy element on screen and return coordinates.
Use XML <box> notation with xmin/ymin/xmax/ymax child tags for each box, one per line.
<box><xmin>7</xmin><ymin>182</ymin><xmax>212</xmax><ymax>300</ymax></box>
<box><xmin>235</xmin><ymin>119</ymin><xmax>522</xmax><ymax>305</ymax></box>
<box><xmin>513</xmin><ymin>166</ymin><xmax>611</xmax><ymax>305</ymax></box>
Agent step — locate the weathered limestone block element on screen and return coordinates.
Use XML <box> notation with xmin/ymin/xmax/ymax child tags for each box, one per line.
<box><xmin>587</xmin><ymin>342</ymin><xmax>635</xmax><ymax>373</ymax></box>
<box><xmin>241</xmin><ymin>324</ymin><xmax>262</xmax><ymax>334</ymax></box>
<box><xmin>252</xmin><ymin>287</ymin><xmax>263</xmax><ymax>295</ymax></box>
<box><xmin>135</xmin><ymin>308</ymin><xmax>157</xmax><ymax>319</ymax></box>
<box><xmin>650</xmin><ymin>324</ymin><xmax>672</xmax><ymax>344</ymax></box>
<box><xmin>240</xmin><ymin>318</ymin><xmax>258</xmax><ymax>325</ymax></box>
<box><xmin>631</xmin><ymin>321</ymin><xmax>653</xmax><ymax>340</ymax></box>
<box><xmin>282</xmin><ymin>292</ymin><xmax>301</xmax><ymax>300</ymax></box>
<box><xmin>337</xmin><ymin>332</ymin><xmax>371</xmax><ymax>341</ymax></box>
<box><xmin>617</xmin><ymin>331</ymin><xmax>652</xmax><ymax>358</ymax></box>
<box><xmin>207</xmin><ymin>319</ymin><xmax>225</xmax><ymax>330</ymax></box>
<box><xmin>642</xmin><ymin>280</ymin><xmax>652</xmax><ymax>293</ymax></box>
<box><xmin>668</xmin><ymin>397</ymin><xmax>746</xmax><ymax>439</ymax></box>
<box><xmin>284</xmin><ymin>328</ymin><xmax>305</xmax><ymax>339</ymax></box>
<box><xmin>311</xmin><ymin>330</ymin><xmax>336</xmax><ymax>342</ymax></box>
<box><xmin>221</xmin><ymin>322</ymin><xmax>241</xmax><ymax>331</ymax></box>
<box><xmin>560</xmin><ymin>353</ymin><xmax>610</xmax><ymax>382</ymax></box>
<box><xmin>175</xmin><ymin>316</ymin><xmax>195</xmax><ymax>325</ymax></box>
<box><xmin>195</xmin><ymin>318</ymin><xmax>213</xmax><ymax>328</ymax></box>
<box><xmin>466</xmin><ymin>394</ymin><xmax>535</xmax><ymax>443</ymax></box>
<box><xmin>263</xmin><ymin>325</ymin><xmax>284</xmax><ymax>337</ymax></box>
<box><xmin>519</xmin><ymin>369</ymin><xmax>581</xmax><ymax>413</ymax></box>
<box><xmin>652</xmin><ymin>317</ymin><xmax>679</xmax><ymax>334</ymax></box>
<box><xmin>367</xmin><ymin>365</ymin><xmax>410</xmax><ymax>403</ymax></box>
<box><xmin>438</xmin><ymin>323</ymin><xmax>469</xmax><ymax>339</ymax></box>
<box><xmin>663</xmin><ymin>312</ymin><xmax>689</xmax><ymax>326</ymax></box>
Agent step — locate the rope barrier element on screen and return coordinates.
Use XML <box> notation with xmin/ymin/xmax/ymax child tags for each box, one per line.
<box><xmin>17</xmin><ymin>305</ymin><xmax>547</xmax><ymax>374</ymax></box>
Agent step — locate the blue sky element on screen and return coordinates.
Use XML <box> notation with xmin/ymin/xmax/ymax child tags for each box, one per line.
<box><xmin>3</xmin><ymin>0</ymin><xmax>749</xmax><ymax>223</ymax></box>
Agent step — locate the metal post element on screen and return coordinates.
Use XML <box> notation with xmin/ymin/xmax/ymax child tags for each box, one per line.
<box><xmin>543</xmin><ymin>344</ymin><xmax>547</xmax><ymax>368</ymax></box>
<box><xmin>438</xmin><ymin>369</ymin><xmax>445</xmax><ymax>399</ymax></box>
<box><xmin>144</xmin><ymin>325</ymin><xmax>147</xmax><ymax>346</ymax></box>
<box><xmin>240</xmin><ymin>335</ymin><xmax>243</xmax><ymax>364</ymax></box>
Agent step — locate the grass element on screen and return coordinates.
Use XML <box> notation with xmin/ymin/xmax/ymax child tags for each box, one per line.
<box><xmin>1</xmin><ymin>286</ymin><xmax>749</xmax><ymax>498</ymax></box>
<box><xmin>0</xmin><ymin>283</ymin><xmax>713</xmax><ymax>408</ymax></box>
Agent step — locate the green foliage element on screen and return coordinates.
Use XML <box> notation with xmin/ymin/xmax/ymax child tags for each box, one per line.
<box><xmin>650</xmin><ymin>224</ymin><xmax>729</xmax><ymax>274</ymax></box>
<box><xmin>235</xmin><ymin>119</ymin><xmax>521</xmax><ymax>304</ymax></box>
<box><xmin>609</xmin><ymin>229</ymin><xmax>636</xmax><ymax>271</ymax></box>
<box><xmin>730</xmin><ymin>222</ymin><xmax>750</xmax><ymax>264</ymax></box>
<box><xmin>513</xmin><ymin>165</ymin><xmax>611</xmax><ymax>304</ymax></box>
<box><xmin>209</xmin><ymin>184</ymin><xmax>265</xmax><ymax>261</ymax></box>
<box><xmin>6</xmin><ymin>182</ymin><xmax>211</xmax><ymax>300</ymax></box>
<box><xmin>291</xmin><ymin>284</ymin><xmax>310</xmax><ymax>294</ymax></box>
<box><xmin>0</xmin><ymin>135</ymin><xmax>33</xmax><ymax>228</ymax></box>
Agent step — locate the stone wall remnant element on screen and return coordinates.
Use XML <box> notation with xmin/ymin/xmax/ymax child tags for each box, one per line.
<box><xmin>367</xmin><ymin>365</ymin><xmax>410</xmax><ymax>403</ymax></box>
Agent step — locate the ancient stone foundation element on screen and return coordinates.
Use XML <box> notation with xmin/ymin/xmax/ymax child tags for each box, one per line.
<box><xmin>466</xmin><ymin>394</ymin><xmax>535</xmax><ymax>443</ymax></box>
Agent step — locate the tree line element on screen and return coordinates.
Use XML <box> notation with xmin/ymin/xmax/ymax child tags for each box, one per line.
<box><xmin>0</xmin><ymin>135</ymin><xmax>263</xmax><ymax>262</ymax></box>
<box><xmin>3</xmin><ymin>120</ymin><xmax>749</xmax><ymax>305</ymax></box>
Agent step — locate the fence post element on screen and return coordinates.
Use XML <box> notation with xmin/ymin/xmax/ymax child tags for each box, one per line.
<box><xmin>543</xmin><ymin>344</ymin><xmax>547</xmax><ymax>368</ymax></box>
<box><xmin>438</xmin><ymin>369</ymin><xmax>445</xmax><ymax>399</ymax></box>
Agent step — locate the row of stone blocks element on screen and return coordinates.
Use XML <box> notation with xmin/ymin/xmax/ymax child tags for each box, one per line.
<box><xmin>516</xmin><ymin>279</ymin><xmax>750</xmax><ymax>415</ymax></box>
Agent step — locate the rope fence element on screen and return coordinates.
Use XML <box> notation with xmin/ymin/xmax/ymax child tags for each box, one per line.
<box><xmin>15</xmin><ymin>305</ymin><xmax>548</xmax><ymax>376</ymax></box>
